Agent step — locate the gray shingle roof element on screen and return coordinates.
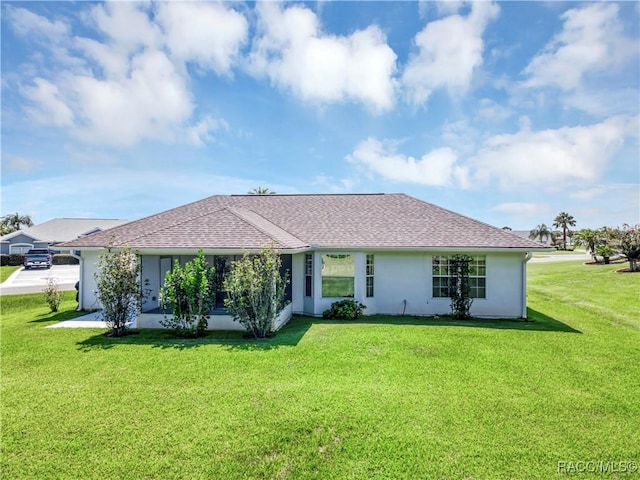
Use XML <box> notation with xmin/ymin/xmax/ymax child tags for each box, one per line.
<box><xmin>1</xmin><ymin>218</ymin><xmax>129</xmax><ymax>243</ymax></box>
<box><xmin>62</xmin><ymin>194</ymin><xmax>545</xmax><ymax>250</ymax></box>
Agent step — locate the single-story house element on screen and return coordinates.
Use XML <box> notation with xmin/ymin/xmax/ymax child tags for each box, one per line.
<box><xmin>1</xmin><ymin>218</ymin><xmax>129</xmax><ymax>255</ymax></box>
<box><xmin>62</xmin><ymin>193</ymin><xmax>548</xmax><ymax>331</ymax></box>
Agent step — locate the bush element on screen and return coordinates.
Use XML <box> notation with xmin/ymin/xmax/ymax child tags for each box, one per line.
<box><xmin>224</xmin><ymin>245</ymin><xmax>289</xmax><ymax>338</ymax></box>
<box><xmin>94</xmin><ymin>245</ymin><xmax>141</xmax><ymax>337</ymax></box>
<box><xmin>322</xmin><ymin>299</ymin><xmax>366</xmax><ymax>320</ymax></box>
<box><xmin>160</xmin><ymin>250</ymin><xmax>216</xmax><ymax>338</ymax></box>
<box><xmin>0</xmin><ymin>254</ymin><xmax>25</xmax><ymax>266</ymax></box>
<box><xmin>43</xmin><ymin>278</ymin><xmax>62</xmax><ymax>312</ymax></box>
<box><xmin>53</xmin><ymin>254</ymin><xmax>79</xmax><ymax>265</ymax></box>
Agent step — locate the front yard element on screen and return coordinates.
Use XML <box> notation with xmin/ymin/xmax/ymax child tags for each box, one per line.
<box><xmin>1</xmin><ymin>262</ymin><xmax>638</xmax><ymax>479</ymax></box>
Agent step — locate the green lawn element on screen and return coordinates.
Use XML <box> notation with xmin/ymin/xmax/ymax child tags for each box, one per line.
<box><xmin>0</xmin><ymin>265</ymin><xmax>21</xmax><ymax>283</ymax></box>
<box><xmin>2</xmin><ymin>263</ymin><xmax>639</xmax><ymax>479</ymax></box>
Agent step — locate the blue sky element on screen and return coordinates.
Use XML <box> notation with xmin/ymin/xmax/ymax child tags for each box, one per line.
<box><xmin>2</xmin><ymin>1</ymin><xmax>639</xmax><ymax>230</ymax></box>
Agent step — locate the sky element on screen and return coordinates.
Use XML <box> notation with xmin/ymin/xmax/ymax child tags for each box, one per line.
<box><xmin>1</xmin><ymin>1</ymin><xmax>639</xmax><ymax>231</ymax></box>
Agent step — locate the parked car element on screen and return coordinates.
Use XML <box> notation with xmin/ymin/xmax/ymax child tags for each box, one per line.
<box><xmin>24</xmin><ymin>249</ymin><xmax>52</xmax><ymax>269</ymax></box>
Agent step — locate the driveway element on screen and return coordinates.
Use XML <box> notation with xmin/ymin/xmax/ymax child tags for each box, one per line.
<box><xmin>0</xmin><ymin>265</ymin><xmax>80</xmax><ymax>296</ymax></box>
<box><xmin>529</xmin><ymin>252</ymin><xmax>592</xmax><ymax>264</ymax></box>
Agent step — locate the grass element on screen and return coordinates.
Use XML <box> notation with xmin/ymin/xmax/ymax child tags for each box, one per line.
<box><xmin>2</xmin><ymin>263</ymin><xmax>639</xmax><ymax>479</ymax></box>
<box><xmin>0</xmin><ymin>265</ymin><xmax>21</xmax><ymax>283</ymax></box>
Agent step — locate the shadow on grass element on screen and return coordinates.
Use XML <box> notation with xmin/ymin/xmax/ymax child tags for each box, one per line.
<box><xmin>76</xmin><ymin>318</ymin><xmax>312</xmax><ymax>352</ymax></box>
<box><xmin>30</xmin><ymin>308</ymin><xmax>86</xmax><ymax>324</ymax></box>
<box><xmin>76</xmin><ymin>309</ymin><xmax>579</xmax><ymax>352</ymax></box>
<box><xmin>304</xmin><ymin>309</ymin><xmax>581</xmax><ymax>334</ymax></box>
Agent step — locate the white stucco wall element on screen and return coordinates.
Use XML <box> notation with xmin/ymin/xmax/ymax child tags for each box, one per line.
<box><xmin>373</xmin><ymin>252</ymin><xmax>430</xmax><ymax>316</ymax></box>
<box><xmin>308</xmin><ymin>251</ymin><xmax>527</xmax><ymax>319</ymax></box>
<box><xmin>291</xmin><ymin>254</ymin><xmax>304</xmax><ymax>314</ymax></box>
<box><xmin>79</xmin><ymin>250</ymin><xmax>102</xmax><ymax>311</ymax></box>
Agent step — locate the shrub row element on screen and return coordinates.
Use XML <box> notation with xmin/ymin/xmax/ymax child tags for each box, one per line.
<box><xmin>0</xmin><ymin>254</ymin><xmax>79</xmax><ymax>266</ymax></box>
<box><xmin>0</xmin><ymin>254</ymin><xmax>24</xmax><ymax>266</ymax></box>
<box><xmin>53</xmin><ymin>254</ymin><xmax>79</xmax><ymax>265</ymax></box>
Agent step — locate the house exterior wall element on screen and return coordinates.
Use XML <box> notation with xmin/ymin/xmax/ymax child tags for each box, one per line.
<box><xmin>77</xmin><ymin>248</ymin><xmax>529</xmax><ymax>322</ymax></box>
<box><xmin>309</xmin><ymin>251</ymin><xmax>526</xmax><ymax>319</ymax></box>
<box><xmin>2</xmin><ymin>233</ymin><xmax>37</xmax><ymax>254</ymax></box>
<box><xmin>79</xmin><ymin>250</ymin><xmax>102</xmax><ymax>311</ymax></box>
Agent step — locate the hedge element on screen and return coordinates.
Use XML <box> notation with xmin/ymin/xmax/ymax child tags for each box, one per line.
<box><xmin>0</xmin><ymin>254</ymin><xmax>79</xmax><ymax>266</ymax></box>
<box><xmin>53</xmin><ymin>254</ymin><xmax>79</xmax><ymax>265</ymax></box>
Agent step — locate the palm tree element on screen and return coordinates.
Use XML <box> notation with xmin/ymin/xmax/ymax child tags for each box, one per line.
<box><xmin>573</xmin><ymin>229</ymin><xmax>600</xmax><ymax>258</ymax></box>
<box><xmin>0</xmin><ymin>213</ymin><xmax>34</xmax><ymax>235</ymax></box>
<box><xmin>553</xmin><ymin>212</ymin><xmax>576</xmax><ymax>250</ymax></box>
<box><xmin>248</xmin><ymin>187</ymin><xmax>276</xmax><ymax>195</ymax></box>
<box><xmin>529</xmin><ymin>223</ymin><xmax>551</xmax><ymax>245</ymax></box>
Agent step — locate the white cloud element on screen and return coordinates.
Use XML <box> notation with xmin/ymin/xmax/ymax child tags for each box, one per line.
<box><xmin>70</xmin><ymin>49</ymin><xmax>195</xmax><ymax>146</ymax></box>
<box><xmin>7</xmin><ymin>3</ymin><xmax>237</xmax><ymax>147</ymax></box>
<box><xmin>465</xmin><ymin>116</ymin><xmax>636</xmax><ymax>190</ymax></box>
<box><xmin>20</xmin><ymin>78</ymin><xmax>74</xmax><ymax>126</ymax></box>
<box><xmin>156</xmin><ymin>2</ymin><xmax>248</xmax><ymax>76</ymax></box>
<box><xmin>5</xmin><ymin>5</ymin><xmax>69</xmax><ymax>41</ymax></box>
<box><xmin>87</xmin><ymin>2</ymin><xmax>162</xmax><ymax>53</ymax></box>
<box><xmin>475</xmin><ymin>98</ymin><xmax>511</xmax><ymax>122</ymax></box>
<box><xmin>402</xmin><ymin>2</ymin><xmax>499</xmax><ymax>106</ymax></box>
<box><xmin>492</xmin><ymin>202</ymin><xmax>550</xmax><ymax>216</ymax></box>
<box><xmin>347</xmin><ymin>137</ymin><xmax>460</xmax><ymax>187</ymax></box>
<box><xmin>523</xmin><ymin>3</ymin><xmax>636</xmax><ymax>91</ymax></box>
<box><xmin>569</xmin><ymin>186</ymin><xmax>606</xmax><ymax>201</ymax></box>
<box><xmin>248</xmin><ymin>3</ymin><xmax>397</xmax><ymax>112</ymax></box>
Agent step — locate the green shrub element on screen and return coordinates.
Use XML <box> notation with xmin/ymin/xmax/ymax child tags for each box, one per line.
<box><xmin>43</xmin><ymin>278</ymin><xmax>62</xmax><ymax>312</ymax></box>
<box><xmin>0</xmin><ymin>254</ymin><xmax>25</xmax><ymax>266</ymax></box>
<box><xmin>53</xmin><ymin>254</ymin><xmax>79</xmax><ymax>265</ymax></box>
<box><xmin>224</xmin><ymin>245</ymin><xmax>288</xmax><ymax>338</ymax></box>
<box><xmin>160</xmin><ymin>250</ymin><xmax>216</xmax><ymax>337</ymax></box>
<box><xmin>322</xmin><ymin>299</ymin><xmax>366</xmax><ymax>320</ymax></box>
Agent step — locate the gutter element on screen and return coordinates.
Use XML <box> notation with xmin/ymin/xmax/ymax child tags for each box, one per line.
<box><xmin>522</xmin><ymin>251</ymin><xmax>533</xmax><ymax>318</ymax></box>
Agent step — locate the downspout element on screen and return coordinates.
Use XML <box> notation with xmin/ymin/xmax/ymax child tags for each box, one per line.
<box><xmin>522</xmin><ymin>252</ymin><xmax>533</xmax><ymax>319</ymax></box>
<box><xmin>76</xmin><ymin>254</ymin><xmax>84</xmax><ymax>311</ymax></box>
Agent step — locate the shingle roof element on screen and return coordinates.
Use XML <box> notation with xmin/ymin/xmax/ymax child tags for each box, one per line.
<box><xmin>61</xmin><ymin>194</ymin><xmax>545</xmax><ymax>250</ymax></box>
<box><xmin>1</xmin><ymin>218</ymin><xmax>129</xmax><ymax>243</ymax></box>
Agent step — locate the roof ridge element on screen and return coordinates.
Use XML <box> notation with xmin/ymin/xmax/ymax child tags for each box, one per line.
<box><xmin>225</xmin><ymin>207</ymin><xmax>308</xmax><ymax>248</ymax></box>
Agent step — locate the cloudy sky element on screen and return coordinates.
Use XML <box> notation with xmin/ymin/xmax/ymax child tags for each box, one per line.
<box><xmin>2</xmin><ymin>1</ymin><xmax>638</xmax><ymax>230</ymax></box>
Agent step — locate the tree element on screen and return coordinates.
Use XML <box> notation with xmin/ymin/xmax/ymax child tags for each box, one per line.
<box><xmin>1</xmin><ymin>213</ymin><xmax>33</xmax><ymax>235</ymax></box>
<box><xmin>449</xmin><ymin>254</ymin><xmax>473</xmax><ymax>319</ymax></box>
<box><xmin>529</xmin><ymin>224</ymin><xmax>551</xmax><ymax>244</ymax></box>
<box><xmin>94</xmin><ymin>245</ymin><xmax>141</xmax><ymax>337</ymax></box>
<box><xmin>248</xmin><ymin>187</ymin><xmax>276</xmax><ymax>195</ymax></box>
<box><xmin>553</xmin><ymin>212</ymin><xmax>576</xmax><ymax>250</ymax></box>
<box><xmin>617</xmin><ymin>224</ymin><xmax>640</xmax><ymax>272</ymax></box>
<box><xmin>223</xmin><ymin>244</ymin><xmax>289</xmax><ymax>338</ymax></box>
<box><xmin>573</xmin><ymin>229</ymin><xmax>601</xmax><ymax>258</ymax></box>
<box><xmin>501</xmin><ymin>226</ymin><xmax>512</xmax><ymax>231</ymax></box>
<box><xmin>160</xmin><ymin>250</ymin><xmax>216</xmax><ymax>337</ymax></box>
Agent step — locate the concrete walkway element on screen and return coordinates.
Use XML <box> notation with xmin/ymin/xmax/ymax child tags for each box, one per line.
<box><xmin>46</xmin><ymin>311</ymin><xmax>109</xmax><ymax>329</ymax></box>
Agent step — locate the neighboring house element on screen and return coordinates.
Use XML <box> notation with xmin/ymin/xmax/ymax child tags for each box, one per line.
<box><xmin>62</xmin><ymin>194</ymin><xmax>548</xmax><ymax>331</ymax></box>
<box><xmin>1</xmin><ymin>218</ymin><xmax>129</xmax><ymax>255</ymax></box>
<box><xmin>511</xmin><ymin>230</ymin><xmax>553</xmax><ymax>247</ymax></box>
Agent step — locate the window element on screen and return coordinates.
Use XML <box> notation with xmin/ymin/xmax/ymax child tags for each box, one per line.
<box><xmin>432</xmin><ymin>255</ymin><xmax>486</xmax><ymax>298</ymax></box>
<box><xmin>366</xmin><ymin>254</ymin><xmax>374</xmax><ymax>297</ymax></box>
<box><xmin>305</xmin><ymin>254</ymin><xmax>313</xmax><ymax>297</ymax></box>
<box><xmin>321</xmin><ymin>254</ymin><xmax>354</xmax><ymax>297</ymax></box>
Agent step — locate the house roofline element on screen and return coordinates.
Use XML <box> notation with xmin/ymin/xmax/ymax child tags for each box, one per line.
<box><xmin>73</xmin><ymin>245</ymin><xmax>551</xmax><ymax>255</ymax></box>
